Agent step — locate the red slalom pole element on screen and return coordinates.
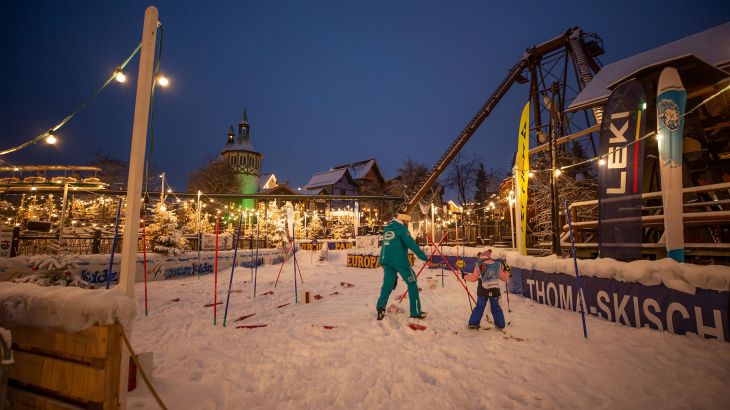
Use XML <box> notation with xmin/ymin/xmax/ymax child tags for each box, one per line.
<box><xmin>398</xmin><ymin>232</ymin><xmax>447</xmax><ymax>303</ymax></box>
<box><xmin>214</xmin><ymin>214</ymin><xmax>219</xmax><ymax>325</ymax></box>
<box><xmin>430</xmin><ymin>237</ymin><xmax>476</xmax><ymax>305</ymax></box>
<box><xmin>274</xmin><ymin>242</ymin><xmax>293</xmax><ymax>287</ymax></box>
<box><xmin>142</xmin><ymin>219</ymin><xmax>148</xmax><ymax>317</ymax></box>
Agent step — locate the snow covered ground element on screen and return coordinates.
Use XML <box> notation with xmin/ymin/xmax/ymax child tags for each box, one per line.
<box><xmin>128</xmin><ymin>250</ymin><xmax>730</xmax><ymax>409</ymax></box>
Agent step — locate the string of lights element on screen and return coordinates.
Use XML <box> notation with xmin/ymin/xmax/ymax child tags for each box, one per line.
<box><xmin>0</xmin><ymin>43</ymin><xmax>143</xmax><ymax>156</ymax></box>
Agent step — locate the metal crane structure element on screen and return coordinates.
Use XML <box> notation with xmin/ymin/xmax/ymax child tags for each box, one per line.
<box><xmin>398</xmin><ymin>27</ymin><xmax>605</xmax><ymax>253</ymax></box>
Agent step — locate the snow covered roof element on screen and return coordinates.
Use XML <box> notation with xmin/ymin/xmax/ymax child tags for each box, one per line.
<box><xmin>303</xmin><ymin>168</ymin><xmax>351</xmax><ymax>189</ymax></box>
<box><xmin>568</xmin><ymin>22</ymin><xmax>730</xmax><ymax>112</ymax></box>
<box><xmin>298</xmin><ymin>188</ymin><xmax>326</xmax><ymax>195</ymax></box>
<box><xmin>259</xmin><ymin>174</ymin><xmax>277</xmax><ymax>190</ymax></box>
<box><xmin>221</xmin><ymin>139</ymin><xmax>259</xmax><ymax>154</ymax></box>
<box><xmin>331</xmin><ymin>159</ymin><xmax>383</xmax><ymax>182</ymax></box>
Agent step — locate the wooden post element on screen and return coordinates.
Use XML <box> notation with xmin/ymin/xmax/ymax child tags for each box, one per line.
<box><xmin>118</xmin><ymin>6</ymin><xmax>158</xmax><ymax>407</ymax></box>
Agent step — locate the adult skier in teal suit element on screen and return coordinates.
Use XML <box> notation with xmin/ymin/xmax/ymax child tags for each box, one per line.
<box><xmin>376</xmin><ymin>213</ymin><xmax>430</xmax><ymax>320</ymax></box>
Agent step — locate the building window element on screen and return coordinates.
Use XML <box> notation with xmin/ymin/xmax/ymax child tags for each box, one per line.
<box><xmin>231</xmin><ymin>156</ymin><xmax>236</xmax><ymax>166</ymax></box>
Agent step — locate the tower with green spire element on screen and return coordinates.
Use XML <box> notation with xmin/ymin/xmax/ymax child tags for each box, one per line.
<box><xmin>221</xmin><ymin>109</ymin><xmax>262</xmax><ymax>209</ymax></box>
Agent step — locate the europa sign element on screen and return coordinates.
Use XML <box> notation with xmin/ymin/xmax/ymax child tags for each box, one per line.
<box><xmin>347</xmin><ymin>253</ymin><xmax>415</xmax><ymax>269</ymax></box>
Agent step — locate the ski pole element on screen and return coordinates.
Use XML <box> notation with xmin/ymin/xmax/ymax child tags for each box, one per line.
<box><xmin>565</xmin><ymin>200</ymin><xmax>588</xmax><ymax>339</ymax></box>
<box><xmin>292</xmin><ymin>232</ymin><xmax>298</xmax><ymax>303</ymax></box>
<box><xmin>274</xmin><ymin>242</ymin><xmax>292</xmax><ymax>287</ymax></box>
<box><xmin>142</xmin><ymin>218</ymin><xmax>148</xmax><ymax>316</ymax></box>
<box><xmin>214</xmin><ymin>214</ymin><xmax>219</xmax><ymax>325</ymax></box>
<box><xmin>223</xmin><ymin>212</ymin><xmax>243</xmax><ymax>327</ymax></box>
<box><xmin>398</xmin><ymin>232</ymin><xmax>447</xmax><ymax>303</ymax></box>
<box><xmin>430</xmin><ymin>238</ymin><xmax>476</xmax><ymax>306</ymax></box>
<box><xmin>253</xmin><ymin>218</ymin><xmax>259</xmax><ymax>298</ymax></box>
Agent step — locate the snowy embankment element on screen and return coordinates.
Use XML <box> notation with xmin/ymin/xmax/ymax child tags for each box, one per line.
<box><xmin>0</xmin><ymin>282</ymin><xmax>135</xmax><ymax>332</ymax></box>
<box><xmin>127</xmin><ymin>250</ymin><xmax>730</xmax><ymax>409</ymax></box>
<box><xmin>502</xmin><ymin>251</ymin><xmax>730</xmax><ymax>293</ymax></box>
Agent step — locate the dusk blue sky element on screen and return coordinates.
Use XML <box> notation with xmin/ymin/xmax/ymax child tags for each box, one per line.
<box><xmin>2</xmin><ymin>1</ymin><xmax>728</xmax><ymax>196</ymax></box>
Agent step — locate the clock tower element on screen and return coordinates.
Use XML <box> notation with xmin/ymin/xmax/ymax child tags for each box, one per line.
<box><xmin>221</xmin><ymin>109</ymin><xmax>262</xmax><ymax>209</ymax></box>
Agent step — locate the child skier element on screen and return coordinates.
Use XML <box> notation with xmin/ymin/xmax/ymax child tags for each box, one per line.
<box><xmin>461</xmin><ymin>249</ymin><xmax>507</xmax><ymax>330</ymax></box>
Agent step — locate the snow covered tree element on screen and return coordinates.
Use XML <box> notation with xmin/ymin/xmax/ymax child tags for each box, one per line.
<box><xmin>258</xmin><ymin>201</ymin><xmax>287</xmax><ymax>248</ymax></box>
<box><xmin>306</xmin><ymin>211</ymin><xmax>323</xmax><ymax>240</ymax></box>
<box><xmin>179</xmin><ymin>201</ymin><xmax>213</xmax><ymax>234</ymax></box>
<box><xmin>331</xmin><ymin>218</ymin><xmax>354</xmax><ymax>239</ymax></box>
<box><xmin>146</xmin><ymin>203</ymin><xmax>189</xmax><ymax>255</ymax></box>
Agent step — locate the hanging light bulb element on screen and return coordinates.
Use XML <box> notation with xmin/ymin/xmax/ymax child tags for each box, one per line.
<box><xmin>554</xmin><ymin>169</ymin><xmax>562</xmax><ymax>177</ymax></box>
<box><xmin>115</xmin><ymin>69</ymin><xmax>127</xmax><ymax>83</ymax></box>
<box><xmin>528</xmin><ymin>171</ymin><xmax>534</xmax><ymax>178</ymax></box>
<box><xmin>598</xmin><ymin>158</ymin><xmax>606</xmax><ymax>166</ymax></box>
<box><xmin>45</xmin><ymin>131</ymin><xmax>57</xmax><ymax>144</ymax></box>
<box><xmin>156</xmin><ymin>74</ymin><xmax>170</xmax><ymax>87</ymax></box>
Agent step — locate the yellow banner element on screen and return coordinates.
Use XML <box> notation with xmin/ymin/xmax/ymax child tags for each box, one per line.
<box><xmin>346</xmin><ymin>253</ymin><xmax>415</xmax><ymax>269</ymax></box>
<box><xmin>515</xmin><ymin>101</ymin><xmax>530</xmax><ymax>255</ymax></box>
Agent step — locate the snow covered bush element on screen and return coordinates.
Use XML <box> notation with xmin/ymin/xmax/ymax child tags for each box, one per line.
<box><xmin>146</xmin><ymin>204</ymin><xmax>189</xmax><ymax>255</ymax></box>
<box><xmin>12</xmin><ymin>255</ymin><xmax>91</xmax><ymax>288</ymax></box>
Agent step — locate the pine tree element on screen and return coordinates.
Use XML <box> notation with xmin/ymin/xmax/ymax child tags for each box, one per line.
<box><xmin>147</xmin><ymin>203</ymin><xmax>189</xmax><ymax>255</ymax></box>
<box><xmin>306</xmin><ymin>211</ymin><xmax>323</xmax><ymax>240</ymax></box>
<box><xmin>331</xmin><ymin>218</ymin><xmax>354</xmax><ymax>239</ymax></box>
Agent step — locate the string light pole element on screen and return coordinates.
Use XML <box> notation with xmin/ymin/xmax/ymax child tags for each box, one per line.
<box><xmin>117</xmin><ymin>6</ymin><xmax>159</xmax><ymax>407</ymax></box>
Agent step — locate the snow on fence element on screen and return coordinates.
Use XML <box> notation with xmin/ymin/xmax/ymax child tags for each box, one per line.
<box><xmin>506</xmin><ymin>254</ymin><xmax>730</xmax><ymax>342</ymax></box>
<box><xmin>0</xmin><ymin>248</ymin><xmax>284</xmax><ymax>285</ymax></box>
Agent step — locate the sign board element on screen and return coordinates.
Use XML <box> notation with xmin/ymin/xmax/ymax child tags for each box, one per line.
<box><xmin>0</xmin><ymin>230</ymin><xmax>13</xmax><ymax>257</ymax></box>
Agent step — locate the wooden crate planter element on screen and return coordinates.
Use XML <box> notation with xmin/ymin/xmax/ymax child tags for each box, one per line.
<box><xmin>6</xmin><ymin>324</ymin><xmax>122</xmax><ymax>409</ymax></box>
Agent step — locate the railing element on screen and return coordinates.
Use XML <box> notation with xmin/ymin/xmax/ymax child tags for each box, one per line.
<box><xmin>562</xmin><ymin>182</ymin><xmax>730</xmax><ymax>257</ymax></box>
<box><xmin>16</xmin><ymin>234</ymin><xmax>290</xmax><ymax>256</ymax></box>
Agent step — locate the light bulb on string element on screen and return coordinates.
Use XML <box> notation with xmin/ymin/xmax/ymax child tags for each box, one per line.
<box><xmin>156</xmin><ymin>74</ymin><xmax>170</xmax><ymax>87</ymax></box>
<box><xmin>45</xmin><ymin>131</ymin><xmax>57</xmax><ymax>144</ymax></box>
<box><xmin>114</xmin><ymin>70</ymin><xmax>126</xmax><ymax>83</ymax></box>
<box><xmin>598</xmin><ymin>158</ymin><xmax>606</xmax><ymax>166</ymax></box>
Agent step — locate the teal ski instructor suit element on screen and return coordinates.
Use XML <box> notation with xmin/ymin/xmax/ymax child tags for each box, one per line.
<box><xmin>376</xmin><ymin>218</ymin><xmax>429</xmax><ymax>317</ymax></box>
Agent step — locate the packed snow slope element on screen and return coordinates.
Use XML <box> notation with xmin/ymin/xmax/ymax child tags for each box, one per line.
<box><xmin>128</xmin><ymin>250</ymin><xmax>730</xmax><ymax>409</ymax></box>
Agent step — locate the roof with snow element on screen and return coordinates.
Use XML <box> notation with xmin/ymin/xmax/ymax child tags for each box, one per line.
<box><xmin>303</xmin><ymin>168</ymin><xmax>352</xmax><ymax>189</ymax></box>
<box><xmin>330</xmin><ymin>159</ymin><xmax>385</xmax><ymax>185</ymax></box>
<box><xmin>222</xmin><ymin>139</ymin><xmax>259</xmax><ymax>154</ymax></box>
<box><xmin>568</xmin><ymin>22</ymin><xmax>730</xmax><ymax>112</ymax></box>
<box><xmin>259</xmin><ymin>174</ymin><xmax>277</xmax><ymax>190</ymax></box>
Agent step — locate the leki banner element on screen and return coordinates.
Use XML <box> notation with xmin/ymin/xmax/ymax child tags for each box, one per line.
<box><xmin>514</xmin><ymin>101</ymin><xmax>530</xmax><ymax>255</ymax></box>
<box><xmin>598</xmin><ymin>79</ymin><xmax>646</xmax><ymax>260</ymax></box>
<box><xmin>656</xmin><ymin>67</ymin><xmax>686</xmax><ymax>262</ymax></box>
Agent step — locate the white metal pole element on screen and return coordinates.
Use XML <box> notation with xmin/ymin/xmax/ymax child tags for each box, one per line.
<box><xmin>118</xmin><ymin>6</ymin><xmax>158</xmax><ymax>407</ymax></box>
<box><xmin>509</xmin><ymin>194</ymin><xmax>516</xmax><ymax>252</ymax></box>
<box><xmin>197</xmin><ymin>191</ymin><xmax>202</xmax><ymax>263</ymax></box>
<box><xmin>57</xmin><ymin>183</ymin><xmax>69</xmax><ymax>255</ymax></box>
<box><xmin>160</xmin><ymin>171</ymin><xmax>165</xmax><ymax>202</ymax></box>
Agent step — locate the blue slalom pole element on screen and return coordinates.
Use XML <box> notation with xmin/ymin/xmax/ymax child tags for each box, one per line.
<box><xmin>223</xmin><ymin>212</ymin><xmax>243</xmax><ymax>327</ymax></box>
<box><xmin>565</xmin><ymin>201</ymin><xmax>588</xmax><ymax>339</ymax></box>
<box><xmin>292</xmin><ymin>231</ymin><xmax>299</xmax><ymax>303</ymax></box>
<box><xmin>106</xmin><ymin>198</ymin><xmax>123</xmax><ymax>290</ymax></box>
<box><xmin>253</xmin><ymin>218</ymin><xmax>260</xmax><ymax>298</ymax></box>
